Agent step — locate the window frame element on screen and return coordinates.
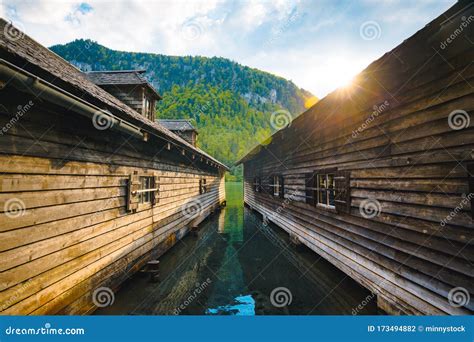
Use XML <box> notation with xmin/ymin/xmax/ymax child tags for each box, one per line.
<box><xmin>253</xmin><ymin>177</ymin><xmax>261</xmax><ymax>192</ymax></box>
<box><xmin>273</xmin><ymin>175</ymin><xmax>280</xmax><ymax>197</ymax></box>
<box><xmin>143</xmin><ymin>96</ymin><xmax>155</xmax><ymax>121</ymax></box>
<box><xmin>138</xmin><ymin>176</ymin><xmax>154</xmax><ymax>204</ymax></box>
<box><xmin>127</xmin><ymin>172</ymin><xmax>159</xmax><ymax>212</ymax></box>
<box><xmin>199</xmin><ymin>178</ymin><xmax>207</xmax><ymax>194</ymax></box>
<box><xmin>305</xmin><ymin>167</ymin><xmax>350</xmax><ymax>213</ymax></box>
<box><xmin>316</xmin><ymin>173</ymin><xmax>336</xmax><ymax>209</ymax></box>
<box><xmin>271</xmin><ymin>175</ymin><xmax>284</xmax><ymax>199</ymax></box>
<box><xmin>144</xmin><ymin>97</ymin><xmax>149</xmax><ymax>117</ymax></box>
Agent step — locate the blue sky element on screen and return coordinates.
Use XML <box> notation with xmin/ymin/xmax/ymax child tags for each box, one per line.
<box><xmin>1</xmin><ymin>0</ymin><xmax>456</xmax><ymax>97</ymax></box>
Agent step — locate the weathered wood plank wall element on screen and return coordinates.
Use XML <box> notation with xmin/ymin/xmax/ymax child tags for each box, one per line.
<box><xmin>0</xmin><ymin>90</ymin><xmax>225</xmax><ymax>315</ymax></box>
<box><xmin>101</xmin><ymin>85</ymin><xmax>144</xmax><ymax>114</ymax></box>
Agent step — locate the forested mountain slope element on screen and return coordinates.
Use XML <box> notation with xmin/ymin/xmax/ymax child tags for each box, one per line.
<box><xmin>51</xmin><ymin>39</ymin><xmax>317</xmax><ymax>179</ymax></box>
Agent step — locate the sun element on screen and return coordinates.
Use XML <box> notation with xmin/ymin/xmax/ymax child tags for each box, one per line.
<box><xmin>312</xmin><ymin>56</ymin><xmax>366</xmax><ymax>96</ymax></box>
<box><xmin>331</xmin><ymin>64</ymin><xmax>358</xmax><ymax>89</ymax></box>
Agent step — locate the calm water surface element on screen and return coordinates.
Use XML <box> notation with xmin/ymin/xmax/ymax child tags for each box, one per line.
<box><xmin>97</xmin><ymin>182</ymin><xmax>377</xmax><ymax>315</ymax></box>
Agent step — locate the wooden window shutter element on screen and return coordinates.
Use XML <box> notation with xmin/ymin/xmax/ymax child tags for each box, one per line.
<box><xmin>261</xmin><ymin>177</ymin><xmax>268</xmax><ymax>194</ymax></box>
<box><xmin>334</xmin><ymin>170</ymin><xmax>351</xmax><ymax>213</ymax></box>
<box><xmin>263</xmin><ymin>176</ymin><xmax>270</xmax><ymax>194</ymax></box>
<box><xmin>279</xmin><ymin>175</ymin><xmax>285</xmax><ymax>199</ymax></box>
<box><xmin>468</xmin><ymin>163</ymin><xmax>474</xmax><ymax>219</ymax></box>
<box><xmin>151</xmin><ymin>175</ymin><xmax>159</xmax><ymax>206</ymax></box>
<box><xmin>199</xmin><ymin>178</ymin><xmax>207</xmax><ymax>194</ymax></box>
<box><xmin>305</xmin><ymin>172</ymin><xmax>315</xmax><ymax>205</ymax></box>
<box><xmin>127</xmin><ymin>171</ymin><xmax>140</xmax><ymax>212</ymax></box>
<box><xmin>256</xmin><ymin>177</ymin><xmax>262</xmax><ymax>192</ymax></box>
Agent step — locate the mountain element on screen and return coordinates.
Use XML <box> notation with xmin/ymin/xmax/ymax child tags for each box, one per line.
<box><xmin>50</xmin><ymin>39</ymin><xmax>317</xmax><ymax>179</ymax></box>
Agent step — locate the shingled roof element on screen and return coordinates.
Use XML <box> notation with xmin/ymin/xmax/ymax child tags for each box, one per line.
<box><xmin>85</xmin><ymin>70</ymin><xmax>162</xmax><ymax>100</ymax></box>
<box><xmin>158</xmin><ymin>119</ymin><xmax>197</xmax><ymax>132</ymax></box>
<box><xmin>85</xmin><ymin>70</ymin><xmax>148</xmax><ymax>85</ymax></box>
<box><xmin>0</xmin><ymin>18</ymin><xmax>227</xmax><ymax>170</ymax></box>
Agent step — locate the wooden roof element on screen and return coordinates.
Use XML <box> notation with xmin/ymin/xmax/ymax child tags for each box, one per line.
<box><xmin>85</xmin><ymin>70</ymin><xmax>162</xmax><ymax>100</ymax></box>
<box><xmin>0</xmin><ymin>18</ymin><xmax>227</xmax><ymax>170</ymax></box>
<box><xmin>158</xmin><ymin>119</ymin><xmax>197</xmax><ymax>132</ymax></box>
<box><xmin>85</xmin><ymin>70</ymin><xmax>148</xmax><ymax>85</ymax></box>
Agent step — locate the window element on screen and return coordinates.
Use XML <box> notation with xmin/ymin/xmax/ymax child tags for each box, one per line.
<box><xmin>273</xmin><ymin>175</ymin><xmax>280</xmax><ymax>197</ymax></box>
<box><xmin>317</xmin><ymin>173</ymin><xmax>335</xmax><ymax>207</ymax></box>
<box><xmin>272</xmin><ymin>175</ymin><xmax>284</xmax><ymax>199</ymax></box>
<box><xmin>305</xmin><ymin>170</ymin><xmax>351</xmax><ymax>213</ymax></box>
<box><xmin>253</xmin><ymin>177</ymin><xmax>261</xmax><ymax>192</ymax></box>
<box><xmin>144</xmin><ymin>98</ymin><xmax>149</xmax><ymax>117</ymax></box>
<box><xmin>138</xmin><ymin>176</ymin><xmax>154</xmax><ymax>203</ymax></box>
<box><xmin>127</xmin><ymin>172</ymin><xmax>158</xmax><ymax>212</ymax></box>
<box><xmin>143</xmin><ymin>97</ymin><xmax>155</xmax><ymax>121</ymax></box>
<box><xmin>199</xmin><ymin>178</ymin><xmax>207</xmax><ymax>194</ymax></box>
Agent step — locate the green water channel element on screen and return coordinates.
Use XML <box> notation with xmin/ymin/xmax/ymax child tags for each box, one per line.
<box><xmin>96</xmin><ymin>182</ymin><xmax>377</xmax><ymax>315</ymax></box>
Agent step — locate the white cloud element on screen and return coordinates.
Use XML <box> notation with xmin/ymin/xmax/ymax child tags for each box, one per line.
<box><xmin>0</xmin><ymin>1</ymin><xmax>5</xmax><ymax>18</ymax></box>
<box><xmin>0</xmin><ymin>0</ymin><xmax>457</xmax><ymax>96</ymax></box>
<box><xmin>242</xmin><ymin>45</ymin><xmax>374</xmax><ymax>98</ymax></box>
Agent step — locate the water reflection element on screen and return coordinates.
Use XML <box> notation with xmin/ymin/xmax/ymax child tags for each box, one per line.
<box><xmin>96</xmin><ymin>182</ymin><xmax>377</xmax><ymax>315</ymax></box>
<box><xmin>207</xmin><ymin>295</ymin><xmax>255</xmax><ymax>315</ymax></box>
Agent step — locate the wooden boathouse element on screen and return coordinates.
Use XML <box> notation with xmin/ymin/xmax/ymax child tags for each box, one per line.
<box><xmin>237</xmin><ymin>1</ymin><xmax>473</xmax><ymax>315</ymax></box>
<box><xmin>157</xmin><ymin>119</ymin><xmax>199</xmax><ymax>147</ymax></box>
<box><xmin>0</xmin><ymin>19</ymin><xmax>227</xmax><ymax>314</ymax></box>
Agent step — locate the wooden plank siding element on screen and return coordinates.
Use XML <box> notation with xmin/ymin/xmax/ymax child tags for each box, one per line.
<box><xmin>101</xmin><ymin>85</ymin><xmax>145</xmax><ymax>114</ymax></box>
<box><xmin>0</xmin><ymin>87</ymin><xmax>226</xmax><ymax>314</ymax></box>
<box><xmin>240</xmin><ymin>1</ymin><xmax>473</xmax><ymax>315</ymax></box>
